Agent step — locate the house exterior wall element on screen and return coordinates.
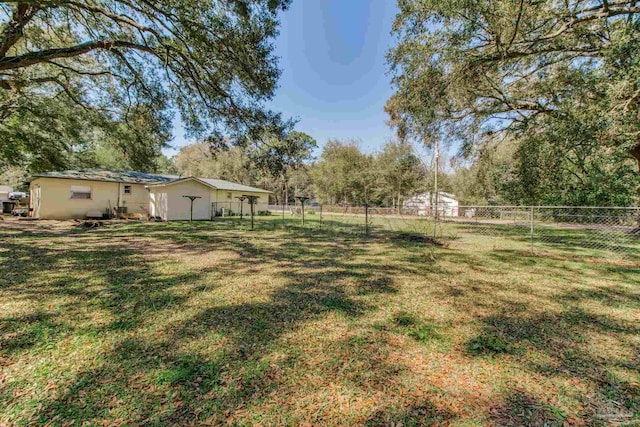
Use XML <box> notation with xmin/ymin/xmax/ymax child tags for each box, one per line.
<box><xmin>29</xmin><ymin>175</ymin><xmax>271</xmax><ymax>221</ymax></box>
<box><xmin>29</xmin><ymin>178</ymin><xmax>149</xmax><ymax>219</ymax></box>
<box><xmin>148</xmin><ymin>189</ymin><xmax>168</xmax><ymax>219</ymax></box>
<box><xmin>120</xmin><ymin>182</ymin><xmax>151</xmax><ymax>215</ymax></box>
<box><xmin>149</xmin><ymin>180</ymin><xmax>211</xmax><ymax>220</ymax></box>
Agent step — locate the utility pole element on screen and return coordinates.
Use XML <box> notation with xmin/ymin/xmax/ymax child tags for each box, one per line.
<box><xmin>434</xmin><ymin>138</ymin><xmax>439</xmax><ymax>220</ymax></box>
<box><xmin>433</xmin><ymin>139</ymin><xmax>440</xmax><ymax>239</ymax></box>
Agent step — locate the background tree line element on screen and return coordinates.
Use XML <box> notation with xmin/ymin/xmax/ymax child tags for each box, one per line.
<box><xmin>167</xmin><ymin>137</ymin><xmax>427</xmax><ymax>207</ymax></box>
<box><xmin>167</xmin><ymin>133</ymin><xmax>640</xmax><ymax>208</ymax></box>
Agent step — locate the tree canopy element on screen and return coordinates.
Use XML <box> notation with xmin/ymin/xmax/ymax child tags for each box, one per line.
<box><xmin>253</xmin><ymin>131</ymin><xmax>317</xmax><ymax>177</ymax></box>
<box><xmin>387</xmin><ymin>0</ymin><xmax>640</xmax><ymax>170</ymax></box>
<box><xmin>173</xmin><ymin>143</ymin><xmax>256</xmax><ymax>184</ymax></box>
<box><xmin>0</xmin><ymin>0</ymin><xmax>291</xmax><ymax>174</ymax></box>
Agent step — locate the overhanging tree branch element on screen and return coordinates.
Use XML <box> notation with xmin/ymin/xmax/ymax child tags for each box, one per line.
<box><xmin>0</xmin><ymin>39</ymin><xmax>155</xmax><ymax>71</ymax></box>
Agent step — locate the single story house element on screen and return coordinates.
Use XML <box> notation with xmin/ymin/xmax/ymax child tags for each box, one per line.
<box><xmin>403</xmin><ymin>191</ymin><xmax>459</xmax><ymax>217</ymax></box>
<box><xmin>28</xmin><ymin>169</ymin><xmax>271</xmax><ymax>220</ymax></box>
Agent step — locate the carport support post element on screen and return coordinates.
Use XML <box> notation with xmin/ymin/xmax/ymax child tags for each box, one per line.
<box><xmin>182</xmin><ymin>195</ymin><xmax>202</xmax><ymax>222</ymax></box>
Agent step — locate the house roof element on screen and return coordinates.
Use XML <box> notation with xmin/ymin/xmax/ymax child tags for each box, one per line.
<box><xmin>30</xmin><ymin>169</ymin><xmax>178</xmax><ymax>185</ymax></box>
<box><xmin>146</xmin><ymin>176</ymin><xmax>271</xmax><ymax>194</ymax></box>
<box><xmin>29</xmin><ymin>169</ymin><xmax>271</xmax><ymax>193</ymax></box>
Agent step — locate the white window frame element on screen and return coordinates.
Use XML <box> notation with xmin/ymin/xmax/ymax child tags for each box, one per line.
<box><xmin>70</xmin><ymin>185</ymin><xmax>92</xmax><ymax>200</ymax></box>
<box><xmin>124</xmin><ymin>185</ymin><xmax>132</xmax><ymax>195</ymax></box>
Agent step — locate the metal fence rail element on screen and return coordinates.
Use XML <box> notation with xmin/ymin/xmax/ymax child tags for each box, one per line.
<box><xmin>267</xmin><ymin>204</ymin><xmax>640</xmax><ymax>260</ymax></box>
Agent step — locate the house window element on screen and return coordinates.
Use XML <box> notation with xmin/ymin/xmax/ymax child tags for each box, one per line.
<box><xmin>70</xmin><ymin>185</ymin><xmax>91</xmax><ymax>200</ymax></box>
<box><xmin>124</xmin><ymin>185</ymin><xmax>132</xmax><ymax>194</ymax></box>
<box><xmin>227</xmin><ymin>192</ymin><xmax>232</xmax><ymax>199</ymax></box>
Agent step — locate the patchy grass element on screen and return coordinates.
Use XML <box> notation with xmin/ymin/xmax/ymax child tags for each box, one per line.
<box><xmin>1</xmin><ymin>217</ymin><xmax>639</xmax><ymax>426</ymax></box>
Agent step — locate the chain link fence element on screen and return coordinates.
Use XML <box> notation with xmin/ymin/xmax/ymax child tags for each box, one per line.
<box><xmin>267</xmin><ymin>204</ymin><xmax>640</xmax><ymax>261</ymax></box>
<box><xmin>445</xmin><ymin>206</ymin><xmax>640</xmax><ymax>259</ymax></box>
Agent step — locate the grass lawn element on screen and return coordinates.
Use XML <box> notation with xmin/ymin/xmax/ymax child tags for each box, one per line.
<box><xmin>1</xmin><ymin>217</ymin><xmax>639</xmax><ymax>426</ymax></box>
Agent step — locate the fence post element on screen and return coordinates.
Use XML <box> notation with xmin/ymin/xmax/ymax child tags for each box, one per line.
<box><xmin>365</xmin><ymin>203</ymin><xmax>369</xmax><ymax>236</ymax></box>
<box><xmin>530</xmin><ymin>206</ymin><xmax>534</xmax><ymax>254</ymax></box>
<box><xmin>319</xmin><ymin>204</ymin><xmax>322</xmax><ymax>231</ymax></box>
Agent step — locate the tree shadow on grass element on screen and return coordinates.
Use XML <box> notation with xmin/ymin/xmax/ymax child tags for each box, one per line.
<box><xmin>555</xmin><ymin>285</ymin><xmax>640</xmax><ymax>308</ymax></box>
<box><xmin>365</xmin><ymin>401</ymin><xmax>456</xmax><ymax>426</ymax></box>
<box><xmin>1</xmin><ymin>238</ymin><xmax>201</xmax><ymax>357</ymax></box>
<box><xmin>28</xmin><ymin>271</ymin><xmax>390</xmax><ymax>424</ymax></box>
<box><xmin>0</xmin><ymin>311</ymin><xmax>60</xmax><ymax>354</ymax></box>
<box><xmin>439</xmin><ymin>247</ymin><xmax>638</xmax><ymax>292</ymax></box>
<box><xmin>450</xmin><ymin>221</ymin><xmax>640</xmax><ymax>261</ymax></box>
<box><xmin>489</xmin><ymin>390</ymin><xmax>568</xmax><ymax>427</ymax></box>
<box><xmin>0</xmin><ymin>220</ymin><xmax>440</xmax><ymax>424</ymax></box>
<box><xmin>466</xmin><ymin>307</ymin><xmax>640</xmax><ymax>422</ymax></box>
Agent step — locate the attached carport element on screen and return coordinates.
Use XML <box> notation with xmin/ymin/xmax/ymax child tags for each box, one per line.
<box><xmin>147</xmin><ymin>177</ymin><xmax>213</xmax><ymax>221</ymax></box>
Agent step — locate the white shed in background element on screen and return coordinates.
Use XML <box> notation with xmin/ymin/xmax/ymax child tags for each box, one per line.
<box><xmin>403</xmin><ymin>191</ymin><xmax>459</xmax><ymax>217</ymax></box>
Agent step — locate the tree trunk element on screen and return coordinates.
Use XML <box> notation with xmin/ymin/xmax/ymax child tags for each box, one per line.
<box><xmin>633</xmin><ymin>144</ymin><xmax>640</xmax><ymax>227</ymax></box>
<box><xmin>632</xmin><ymin>143</ymin><xmax>640</xmax><ymax>172</ymax></box>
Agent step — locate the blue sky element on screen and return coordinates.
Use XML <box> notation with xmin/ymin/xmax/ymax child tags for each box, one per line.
<box><xmin>166</xmin><ymin>0</ymin><xmax>399</xmax><ymax>157</ymax></box>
